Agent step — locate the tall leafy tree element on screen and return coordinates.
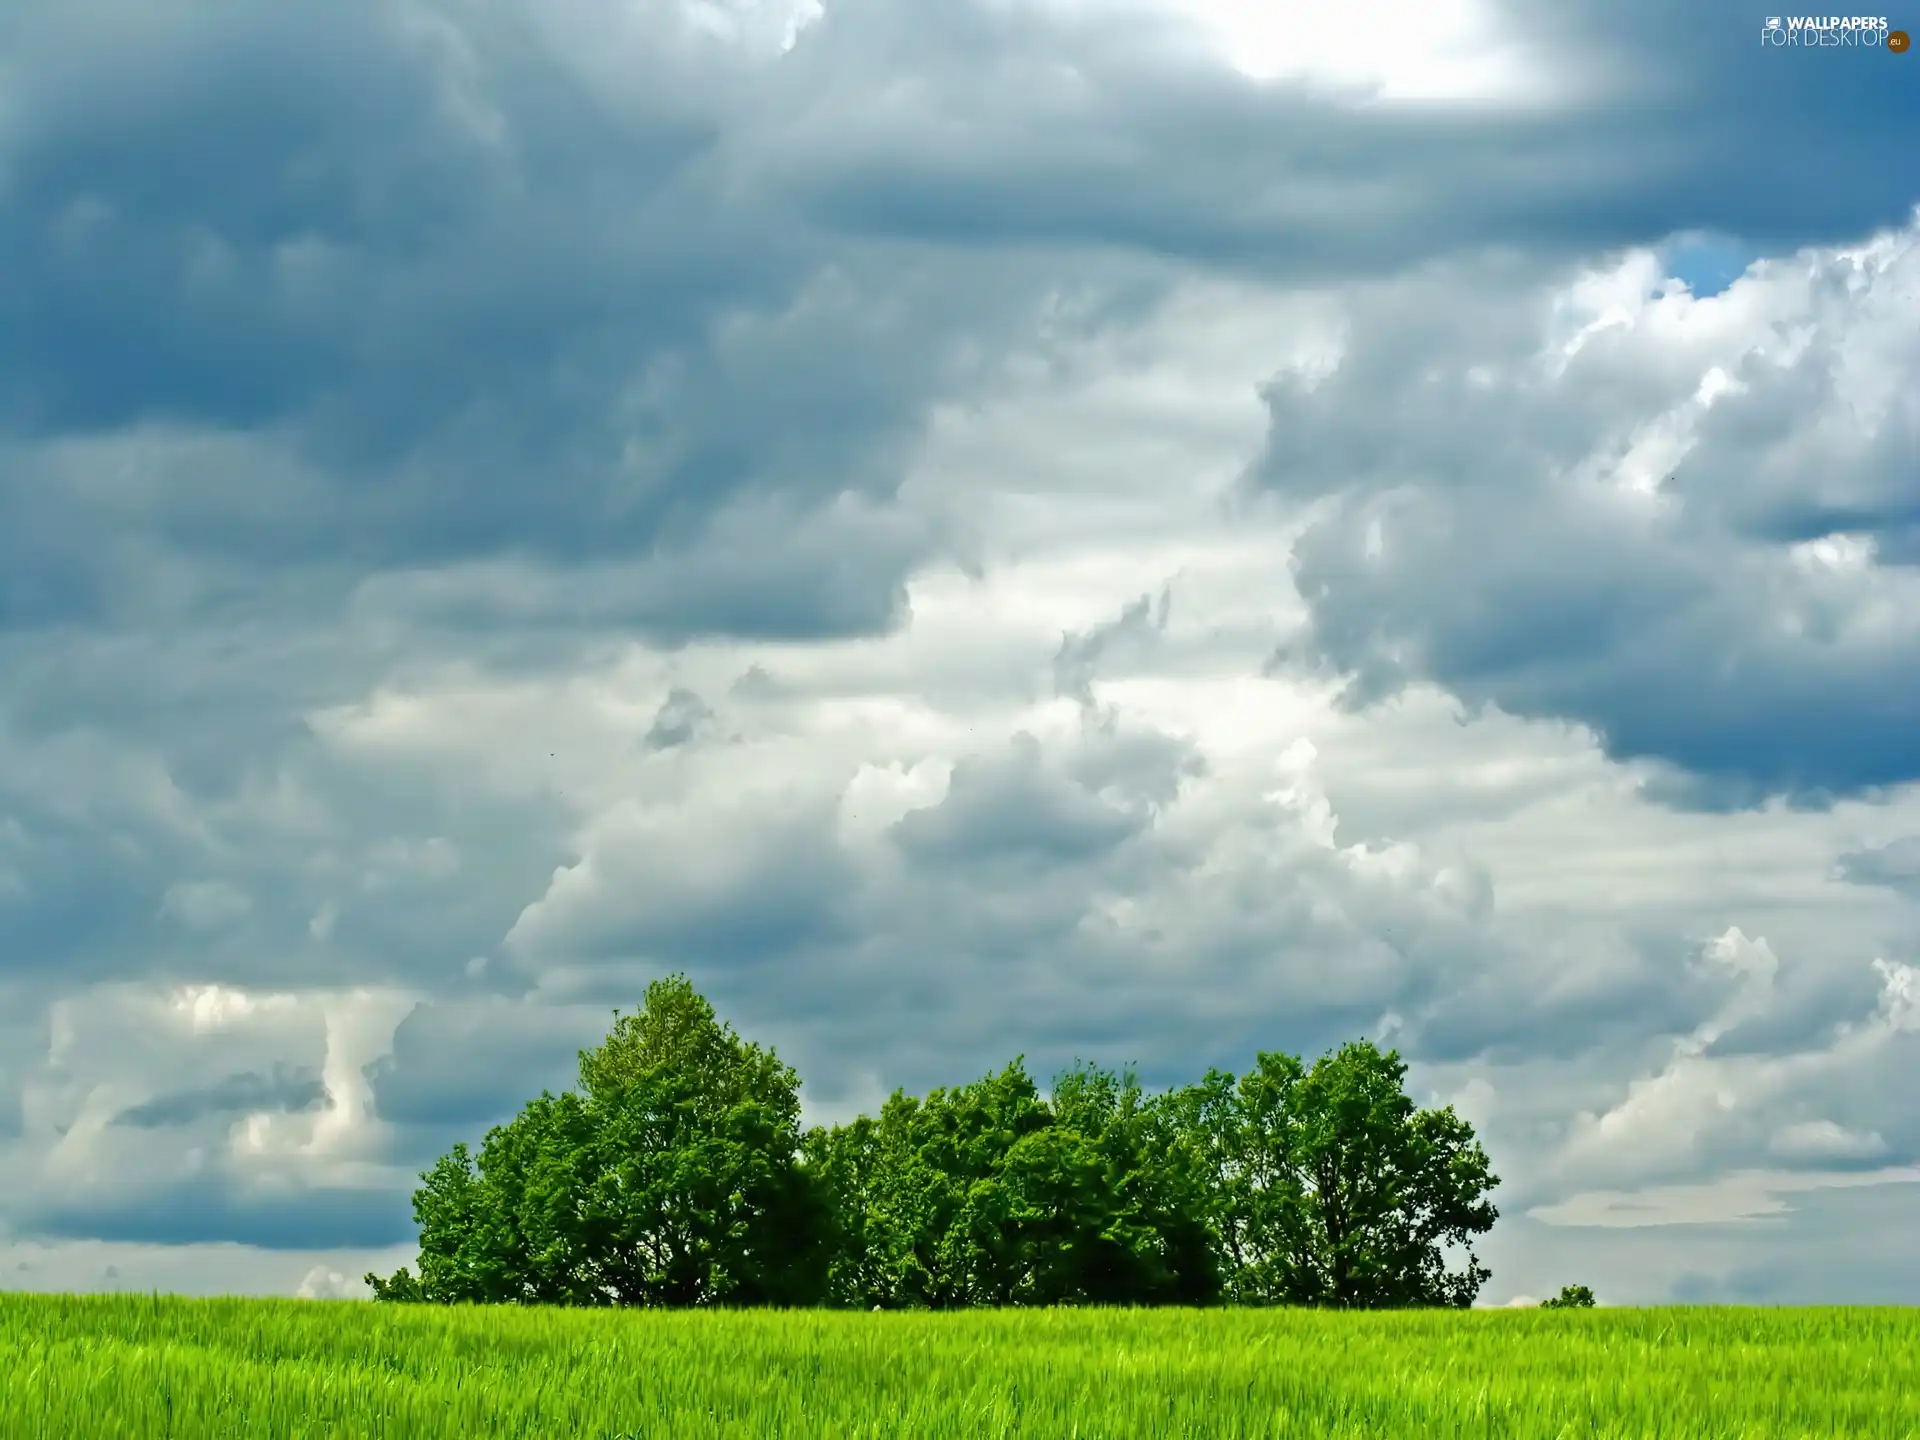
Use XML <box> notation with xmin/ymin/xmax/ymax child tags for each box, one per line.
<box><xmin>581</xmin><ymin>1026</ymin><xmax>828</xmax><ymax>1307</ymax></box>
<box><xmin>1289</xmin><ymin>1041</ymin><xmax>1498</xmax><ymax>1308</ymax></box>
<box><xmin>370</xmin><ymin>974</ymin><xmax>828</xmax><ymax>1307</ymax></box>
<box><xmin>1173</xmin><ymin>1041</ymin><xmax>1498</xmax><ymax>1308</ymax></box>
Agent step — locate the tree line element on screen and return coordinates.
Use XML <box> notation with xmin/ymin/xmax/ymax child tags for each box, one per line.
<box><xmin>367</xmin><ymin>975</ymin><xmax>1503</xmax><ymax>1310</ymax></box>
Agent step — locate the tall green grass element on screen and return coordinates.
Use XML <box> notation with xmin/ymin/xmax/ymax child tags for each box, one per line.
<box><xmin>2</xmin><ymin>1293</ymin><xmax>1914</xmax><ymax>1438</ymax></box>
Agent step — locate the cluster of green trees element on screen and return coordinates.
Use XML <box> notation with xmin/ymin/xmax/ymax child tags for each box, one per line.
<box><xmin>367</xmin><ymin>975</ymin><xmax>1504</xmax><ymax>1310</ymax></box>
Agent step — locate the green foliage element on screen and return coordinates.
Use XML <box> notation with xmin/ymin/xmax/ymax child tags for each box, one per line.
<box><xmin>1541</xmin><ymin>1284</ymin><xmax>1597</xmax><ymax>1308</ymax></box>
<box><xmin>1167</xmin><ymin>1043</ymin><xmax>1498</xmax><ymax>1308</ymax></box>
<box><xmin>365</xmin><ymin>974</ymin><xmax>826</xmax><ymax>1308</ymax></box>
<box><xmin>1164</xmin><ymin>1056</ymin><xmax>1313</xmax><ymax>1306</ymax></box>
<box><xmin>1042</xmin><ymin>1061</ymin><xmax>1221</xmax><ymax>1306</ymax></box>
<box><xmin>802</xmin><ymin>1059</ymin><xmax>1047</xmax><ymax>1309</ymax></box>
<box><xmin>373</xmin><ymin>977</ymin><xmax>1500</xmax><ymax>1312</ymax></box>
<box><xmin>806</xmin><ymin>1060</ymin><xmax>1220</xmax><ymax>1309</ymax></box>
<box><xmin>1284</xmin><ymin>1041</ymin><xmax>1498</xmax><ymax>1308</ymax></box>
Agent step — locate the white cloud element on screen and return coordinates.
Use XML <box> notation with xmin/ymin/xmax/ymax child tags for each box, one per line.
<box><xmin>1548</xmin><ymin>941</ymin><xmax>1920</xmax><ymax>1194</ymax></box>
<box><xmin>1144</xmin><ymin>0</ymin><xmax>1555</xmax><ymax>101</ymax></box>
<box><xmin>1769</xmin><ymin>1119</ymin><xmax>1888</xmax><ymax>1164</ymax></box>
<box><xmin>294</xmin><ymin>1263</ymin><xmax>364</xmax><ymax>1300</ymax></box>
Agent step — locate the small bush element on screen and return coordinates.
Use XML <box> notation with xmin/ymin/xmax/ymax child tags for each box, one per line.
<box><xmin>1540</xmin><ymin>1284</ymin><xmax>1596</xmax><ymax>1309</ymax></box>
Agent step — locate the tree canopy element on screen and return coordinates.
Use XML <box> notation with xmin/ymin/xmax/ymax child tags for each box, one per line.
<box><xmin>1541</xmin><ymin>1284</ymin><xmax>1597</xmax><ymax>1309</ymax></box>
<box><xmin>369</xmin><ymin>977</ymin><xmax>1499</xmax><ymax>1310</ymax></box>
<box><xmin>367</xmin><ymin>975</ymin><xmax>826</xmax><ymax>1307</ymax></box>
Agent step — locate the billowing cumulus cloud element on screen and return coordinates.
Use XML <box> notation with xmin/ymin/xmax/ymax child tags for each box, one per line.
<box><xmin>1256</xmin><ymin>224</ymin><xmax>1920</xmax><ymax>803</ymax></box>
<box><xmin>0</xmin><ymin>0</ymin><xmax>1916</xmax><ymax>1305</ymax></box>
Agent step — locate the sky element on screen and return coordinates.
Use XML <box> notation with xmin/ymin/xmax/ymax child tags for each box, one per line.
<box><xmin>0</xmin><ymin>0</ymin><xmax>1916</xmax><ymax>1307</ymax></box>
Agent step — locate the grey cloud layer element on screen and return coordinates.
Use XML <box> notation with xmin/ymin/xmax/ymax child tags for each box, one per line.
<box><xmin>112</xmin><ymin>1064</ymin><xmax>330</xmax><ymax>1130</ymax></box>
<box><xmin>1840</xmin><ymin>838</ymin><xmax>1920</xmax><ymax>894</ymax></box>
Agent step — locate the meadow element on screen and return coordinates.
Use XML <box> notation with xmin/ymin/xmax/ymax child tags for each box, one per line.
<box><xmin>1</xmin><ymin>1293</ymin><xmax>1914</xmax><ymax>1439</ymax></box>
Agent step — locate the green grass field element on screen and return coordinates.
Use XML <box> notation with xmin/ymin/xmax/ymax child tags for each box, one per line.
<box><xmin>2</xmin><ymin>1293</ymin><xmax>1914</xmax><ymax>1438</ymax></box>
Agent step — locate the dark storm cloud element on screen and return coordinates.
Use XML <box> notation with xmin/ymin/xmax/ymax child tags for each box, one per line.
<box><xmin>774</xmin><ymin>0</ymin><xmax>1917</xmax><ymax>272</ymax></box>
<box><xmin>1500</xmin><ymin>0</ymin><xmax>1917</xmax><ymax>235</ymax></box>
<box><xmin>363</xmin><ymin>998</ymin><xmax>601</xmax><ymax>1131</ymax></box>
<box><xmin>644</xmin><ymin>688</ymin><xmax>716</xmax><ymax>750</ymax></box>
<box><xmin>111</xmin><ymin>1064</ymin><xmax>331</xmax><ymax>1130</ymax></box>
<box><xmin>1</xmin><ymin>0</ymin><xmax>1905</xmax><ymax>714</ymax></box>
<box><xmin>891</xmin><ymin>734</ymin><xmax>1150</xmax><ymax>864</ymax></box>
<box><xmin>0</xmin><ymin>0</ymin><xmax>979</xmax><ymax>657</ymax></box>
<box><xmin>4</xmin><ymin>0</ymin><xmax>1906</xmax><ymax>655</ymax></box>
<box><xmin>504</xmin><ymin>790</ymin><xmax>867</xmax><ymax>972</ymax></box>
<box><xmin>21</xmin><ymin>1179</ymin><xmax>411</xmax><ymax>1251</ymax></box>
<box><xmin>1697</xmin><ymin>962</ymin><xmax>1890</xmax><ymax>1058</ymax></box>
<box><xmin>344</xmin><ymin>491</ymin><xmax>935</xmax><ymax>646</ymax></box>
<box><xmin>1403</xmin><ymin>936</ymin><xmax>1708</xmax><ymax>1066</ymax></box>
<box><xmin>0</xmin><ymin>709</ymin><xmax>570</xmax><ymax>995</ymax></box>
<box><xmin>0</xmin><ymin>0</ymin><xmax>775</xmax><ymax>459</ymax></box>
<box><xmin>1837</xmin><ymin>837</ymin><xmax>1920</xmax><ymax>893</ymax></box>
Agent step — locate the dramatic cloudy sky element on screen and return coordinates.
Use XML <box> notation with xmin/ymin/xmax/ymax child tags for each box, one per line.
<box><xmin>1</xmin><ymin>0</ymin><xmax>1916</xmax><ymax>1306</ymax></box>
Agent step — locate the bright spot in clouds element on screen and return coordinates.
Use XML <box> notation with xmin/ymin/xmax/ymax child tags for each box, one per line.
<box><xmin>1126</xmin><ymin>0</ymin><xmax>1551</xmax><ymax>99</ymax></box>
